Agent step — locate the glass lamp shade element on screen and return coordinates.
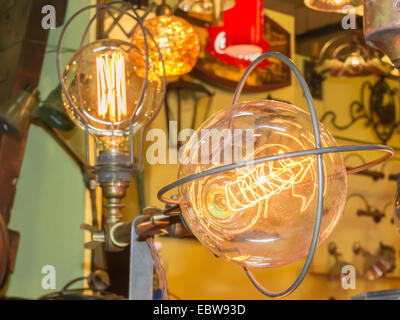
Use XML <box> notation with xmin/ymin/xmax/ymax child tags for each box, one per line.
<box><xmin>178</xmin><ymin>100</ymin><xmax>348</xmax><ymax>268</ymax></box>
<box><xmin>62</xmin><ymin>39</ymin><xmax>163</xmax><ymax>151</ymax></box>
<box><xmin>132</xmin><ymin>15</ymin><xmax>200</xmax><ymax>77</ymax></box>
<box><xmin>304</xmin><ymin>0</ymin><xmax>362</xmax><ymax>13</ymax></box>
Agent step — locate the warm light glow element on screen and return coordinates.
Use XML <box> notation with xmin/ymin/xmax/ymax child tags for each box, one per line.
<box><xmin>224</xmin><ymin>149</ymin><xmax>315</xmax><ymax>213</ymax></box>
<box><xmin>96</xmin><ymin>51</ymin><xmax>127</xmax><ymax>122</ymax></box>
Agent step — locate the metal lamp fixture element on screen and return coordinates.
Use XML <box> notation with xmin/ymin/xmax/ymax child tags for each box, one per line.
<box><xmin>315</xmin><ymin>36</ymin><xmax>396</xmax><ymax>78</ymax></box>
<box><xmin>158</xmin><ymin>52</ymin><xmax>393</xmax><ymax>298</ymax></box>
<box><xmin>363</xmin><ymin>0</ymin><xmax>400</xmax><ymax>70</ymax></box>
<box><xmin>353</xmin><ymin>242</ymin><xmax>396</xmax><ymax>280</ymax></box>
<box><xmin>305</xmin><ymin>0</ymin><xmax>363</xmax><ymax>14</ymax></box>
<box><xmin>57</xmin><ymin>2</ymin><xmax>166</xmax><ymax>252</ymax></box>
<box><xmin>0</xmin><ymin>86</ymin><xmax>39</xmax><ymax>138</ymax></box>
<box><xmin>38</xmin><ymin>85</ymin><xmax>74</xmax><ymax>132</ymax></box>
<box><xmin>178</xmin><ymin>0</ymin><xmax>235</xmax><ymax>23</ymax></box>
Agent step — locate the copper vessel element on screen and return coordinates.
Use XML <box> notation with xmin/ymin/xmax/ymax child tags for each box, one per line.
<box><xmin>364</xmin><ymin>0</ymin><xmax>400</xmax><ymax>69</ymax></box>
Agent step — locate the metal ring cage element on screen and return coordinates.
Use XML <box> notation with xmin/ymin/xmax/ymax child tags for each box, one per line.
<box><xmin>157</xmin><ymin>52</ymin><xmax>393</xmax><ymax>298</ymax></box>
<box><xmin>56</xmin><ymin>1</ymin><xmax>166</xmax><ymax>170</ymax></box>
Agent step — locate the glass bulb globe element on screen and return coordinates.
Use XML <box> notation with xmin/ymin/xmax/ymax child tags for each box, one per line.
<box><xmin>304</xmin><ymin>0</ymin><xmax>362</xmax><ymax>13</ymax></box>
<box><xmin>62</xmin><ymin>39</ymin><xmax>163</xmax><ymax>151</ymax></box>
<box><xmin>178</xmin><ymin>100</ymin><xmax>348</xmax><ymax>268</ymax></box>
<box><xmin>132</xmin><ymin>15</ymin><xmax>200</xmax><ymax>77</ymax></box>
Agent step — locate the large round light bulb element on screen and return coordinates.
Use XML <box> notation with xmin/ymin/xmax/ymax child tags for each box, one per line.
<box><xmin>131</xmin><ymin>15</ymin><xmax>200</xmax><ymax>77</ymax></box>
<box><xmin>178</xmin><ymin>100</ymin><xmax>348</xmax><ymax>268</ymax></box>
<box><xmin>62</xmin><ymin>39</ymin><xmax>163</xmax><ymax>151</ymax></box>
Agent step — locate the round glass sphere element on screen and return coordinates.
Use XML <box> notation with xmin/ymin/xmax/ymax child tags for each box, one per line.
<box><xmin>304</xmin><ymin>0</ymin><xmax>362</xmax><ymax>13</ymax></box>
<box><xmin>132</xmin><ymin>15</ymin><xmax>200</xmax><ymax>77</ymax></box>
<box><xmin>62</xmin><ymin>39</ymin><xmax>163</xmax><ymax>150</ymax></box>
<box><xmin>178</xmin><ymin>100</ymin><xmax>348</xmax><ymax>268</ymax></box>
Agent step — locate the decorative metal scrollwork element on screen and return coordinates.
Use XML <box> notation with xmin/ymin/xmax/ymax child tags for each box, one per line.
<box><xmin>321</xmin><ymin>77</ymin><xmax>399</xmax><ymax>144</ymax></box>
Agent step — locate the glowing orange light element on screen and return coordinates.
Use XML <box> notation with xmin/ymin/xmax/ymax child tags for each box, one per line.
<box><xmin>225</xmin><ymin>151</ymin><xmax>315</xmax><ymax>214</ymax></box>
<box><xmin>96</xmin><ymin>51</ymin><xmax>127</xmax><ymax>122</ymax></box>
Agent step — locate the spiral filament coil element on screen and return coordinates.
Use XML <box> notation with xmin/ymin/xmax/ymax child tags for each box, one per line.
<box><xmin>225</xmin><ymin>151</ymin><xmax>316</xmax><ymax>213</ymax></box>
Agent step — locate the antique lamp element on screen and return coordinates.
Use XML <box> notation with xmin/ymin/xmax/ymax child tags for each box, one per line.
<box><xmin>131</xmin><ymin>0</ymin><xmax>200</xmax><ymax>77</ymax></box>
<box><xmin>57</xmin><ymin>3</ymin><xmax>165</xmax><ymax>252</ymax></box>
<box><xmin>363</xmin><ymin>0</ymin><xmax>400</xmax><ymax>232</ymax></box>
<box><xmin>38</xmin><ymin>85</ymin><xmax>74</xmax><ymax>131</ymax></box>
<box><xmin>158</xmin><ymin>52</ymin><xmax>392</xmax><ymax>298</ymax></box>
<box><xmin>178</xmin><ymin>0</ymin><xmax>235</xmax><ymax>22</ymax></box>
<box><xmin>304</xmin><ymin>0</ymin><xmax>363</xmax><ymax>14</ymax></box>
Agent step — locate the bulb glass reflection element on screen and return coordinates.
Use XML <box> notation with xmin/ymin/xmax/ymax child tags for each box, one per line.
<box><xmin>62</xmin><ymin>39</ymin><xmax>163</xmax><ymax>151</ymax></box>
<box><xmin>178</xmin><ymin>100</ymin><xmax>348</xmax><ymax>268</ymax></box>
<box><xmin>132</xmin><ymin>15</ymin><xmax>200</xmax><ymax>77</ymax></box>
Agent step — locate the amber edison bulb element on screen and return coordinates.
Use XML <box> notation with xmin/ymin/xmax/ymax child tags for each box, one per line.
<box><xmin>178</xmin><ymin>100</ymin><xmax>348</xmax><ymax>268</ymax></box>
<box><xmin>132</xmin><ymin>15</ymin><xmax>200</xmax><ymax>77</ymax></box>
<box><xmin>304</xmin><ymin>0</ymin><xmax>362</xmax><ymax>13</ymax></box>
<box><xmin>61</xmin><ymin>39</ymin><xmax>163</xmax><ymax>151</ymax></box>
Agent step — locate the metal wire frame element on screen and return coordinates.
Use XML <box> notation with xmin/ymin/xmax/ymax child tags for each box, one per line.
<box><xmin>56</xmin><ymin>1</ymin><xmax>166</xmax><ymax>170</ymax></box>
<box><xmin>343</xmin><ymin>153</ymin><xmax>385</xmax><ymax>181</ymax></box>
<box><xmin>157</xmin><ymin>52</ymin><xmax>394</xmax><ymax>298</ymax></box>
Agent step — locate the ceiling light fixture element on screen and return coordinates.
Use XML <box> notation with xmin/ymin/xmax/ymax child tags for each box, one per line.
<box><xmin>131</xmin><ymin>0</ymin><xmax>200</xmax><ymax>77</ymax></box>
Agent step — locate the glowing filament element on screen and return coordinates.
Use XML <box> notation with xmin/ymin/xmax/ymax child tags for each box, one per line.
<box><xmin>96</xmin><ymin>51</ymin><xmax>127</xmax><ymax>122</ymax></box>
<box><xmin>225</xmin><ymin>156</ymin><xmax>315</xmax><ymax>213</ymax></box>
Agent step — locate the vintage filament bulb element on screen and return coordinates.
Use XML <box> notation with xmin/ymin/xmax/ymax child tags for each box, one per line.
<box><xmin>62</xmin><ymin>39</ymin><xmax>163</xmax><ymax>151</ymax></box>
<box><xmin>177</xmin><ymin>100</ymin><xmax>348</xmax><ymax>268</ymax></box>
<box><xmin>131</xmin><ymin>4</ymin><xmax>200</xmax><ymax>77</ymax></box>
<box><xmin>159</xmin><ymin>51</ymin><xmax>392</xmax><ymax>297</ymax></box>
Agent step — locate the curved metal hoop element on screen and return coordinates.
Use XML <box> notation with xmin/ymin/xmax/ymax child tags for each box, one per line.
<box><xmin>157</xmin><ymin>52</ymin><xmax>394</xmax><ymax>298</ymax></box>
<box><xmin>157</xmin><ymin>144</ymin><xmax>393</xmax><ymax>204</ymax></box>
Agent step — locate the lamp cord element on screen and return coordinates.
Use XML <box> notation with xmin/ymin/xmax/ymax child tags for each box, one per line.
<box><xmin>146</xmin><ymin>237</ymin><xmax>169</xmax><ymax>300</ymax></box>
